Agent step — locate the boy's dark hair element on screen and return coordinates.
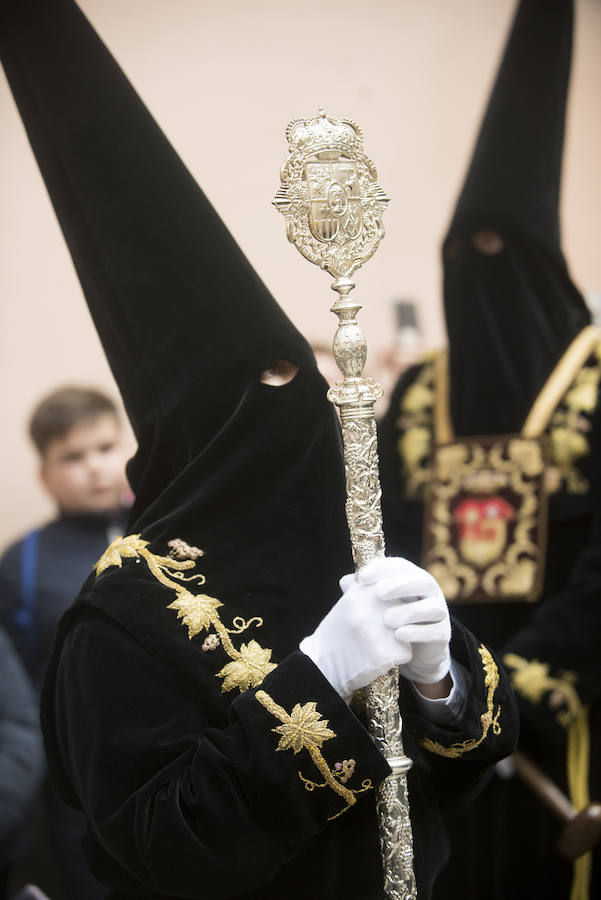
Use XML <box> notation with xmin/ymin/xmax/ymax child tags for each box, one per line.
<box><xmin>29</xmin><ymin>386</ymin><xmax>119</xmax><ymax>456</ymax></box>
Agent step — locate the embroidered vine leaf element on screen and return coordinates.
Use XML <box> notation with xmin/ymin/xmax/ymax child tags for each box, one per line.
<box><xmin>400</xmin><ymin>426</ymin><xmax>431</xmax><ymax>471</ymax></box>
<box><xmin>273</xmin><ymin>701</ymin><xmax>336</xmax><ymax>754</ymax></box>
<box><xmin>95</xmin><ymin>534</ymin><xmax>148</xmax><ymax>575</ymax></box>
<box><xmin>565</xmin><ymin>378</ymin><xmax>598</xmax><ymax>414</ymax></box>
<box><xmin>402</xmin><ymin>381</ymin><xmax>434</xmax><ymax>413</ymax></box>
<box><xmin>503</xmin><ymin>652</ymin><xmax>582</xmax><ymax>728</ymax></box>
<box><xmin>217</xmin><ymin>640</ymin><xmax>277</xmax><ymax>693</ymax></box>
<box><xmin>167</xmin><ymin>592</ymin><xmax>222</xmax><ymax>639</ymax></box>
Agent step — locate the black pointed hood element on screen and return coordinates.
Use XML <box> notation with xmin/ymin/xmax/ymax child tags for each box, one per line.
<box><xmin>1</xmin><ymin>0</ymin><xmax>352</xmax><ymax>642</ymax></box>
<box><xmin>449</xmin><ymin>0</ymin><xmax>572</xmax><ymax>256</ymax></box>
<box><xmin>442</xmin><ymin>0</ymin><xmax>590</xmax><ymax>436</ymax></box>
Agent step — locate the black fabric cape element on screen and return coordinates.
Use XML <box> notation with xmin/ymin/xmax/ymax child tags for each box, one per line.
<box><xmin>0</xmin><ymin>0</ymin><xmax>518</xmax><ymax>897</ymax></box>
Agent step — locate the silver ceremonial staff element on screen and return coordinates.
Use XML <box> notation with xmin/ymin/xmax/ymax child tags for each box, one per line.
<box><xmin>274</xmin><ymin>110</ymin><xmax>417</xmax><ymax>899</ymax></box>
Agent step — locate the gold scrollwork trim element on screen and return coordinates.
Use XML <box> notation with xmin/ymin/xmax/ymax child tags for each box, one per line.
<box><xmin>255</xmin><ymin>690</ymin><xmax>373</xmax><ymax>820</ymax></box>
<box><xmin>95</xmin><ymin>535</ymin><xmax>276</xmax><ymax>694</ymax></box>
<box><xmin>545</xmin><ymin>339</ymin><xmax>601</xmax><ymax>496</ymax></box>
<box><xmin>503</xmin><ymin>652</ymin><xmax>582</xmax><ymax>728</ymax></box>
<box><xmin>396</xmin><ymin>354</ymin><xmax>439</xmax><ymax>500</ymax></box>
<box><xmin>420</xmin><ymin>646</ymin><xmax>501</xmax><ymax>758</ymax></box>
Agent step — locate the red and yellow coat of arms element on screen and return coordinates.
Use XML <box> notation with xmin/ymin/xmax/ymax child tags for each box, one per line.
<box><xmin>422</xmin><ymin>436</ymin><xmax>549</xmax><ymax>603</ymax></box>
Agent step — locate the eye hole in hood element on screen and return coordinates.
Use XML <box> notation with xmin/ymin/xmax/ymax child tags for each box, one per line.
<box><xmin>260</xmin><ymin>360</ymin><xmax>300</xmax><ymax>386</ymax></box>
<box><xmin>471</xmin><ymin>230</ymin><xmax>505</xmax><ymax>256</ymax></box>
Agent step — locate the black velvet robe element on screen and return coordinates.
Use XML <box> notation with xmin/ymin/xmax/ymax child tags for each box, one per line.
<box><xmin>42</xmin><ymin>547</ymin><xmax>518</xmax><ymax>900</ymax></box>
<box><xmin>378</xmin><ymin>1</ymin><xmax>598</xmax><ymax>892</ymax></box>
<box><xmin>379</xmin><ymin>347</ymin><xmax>601</xmax><ymax>900</ymax></box>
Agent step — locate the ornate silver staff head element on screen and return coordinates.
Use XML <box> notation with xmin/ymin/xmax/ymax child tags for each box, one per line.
<box><xmin>273</xmin><ymin>109</ymin><xmax>389</xmax><ymax>282</ymax></box>
<box><xmin>274</xmin><ymin>110</ymin><xmax>389</xmax><ymax>413</ymax></box>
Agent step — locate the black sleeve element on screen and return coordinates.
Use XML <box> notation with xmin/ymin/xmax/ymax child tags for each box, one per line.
<box><xmin>500</xmin><ymin>508</ymin><xmax>601</xmax><ymax>749</ymax></box>
<box><xmin>0</xmin><ymin>627</ymin><xmax>44</xmax><ymax>843</ymax></box>
<box><xmin>53</xmin><ymin>612</ymin><xmax>390</xmax><ymax>898</ymax></box>
<box><xmin>399</xmin><ymin>617</ymin><xmax>519</xmax><ymax>815</ymax></box>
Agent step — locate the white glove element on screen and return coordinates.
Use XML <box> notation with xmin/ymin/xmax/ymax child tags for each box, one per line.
<box><xmin>300</xmin><ymin>557</ymin><xmax>451</xmax><ymax>702</ymax></box>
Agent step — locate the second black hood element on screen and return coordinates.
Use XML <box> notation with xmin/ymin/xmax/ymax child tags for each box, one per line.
<box><xmin>442</xmin><ymin>0</ymin><xmax>590</xmax><ymax>436</ymax></box>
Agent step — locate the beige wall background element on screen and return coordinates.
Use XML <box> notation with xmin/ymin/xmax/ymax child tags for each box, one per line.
<box><xmin>1</xmin><ymin>0</ymin><xmax>600</xmax><ymax>550</ymax></box>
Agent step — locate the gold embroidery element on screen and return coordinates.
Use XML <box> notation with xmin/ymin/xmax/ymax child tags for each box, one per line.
<box><xmin>167</xmin><ymin>591</ymin><xmax>223</xmax><ymax>638</ymax></box>
<box><xmin>400</xmin><ymin>332</ymin><xmax>601</xmax><ymax>604</ymax></box>
<box><xmin>397</xmin><ymin>330</ymin><xmax>601</xmax><ymax>509</ymax></box>
<box><xmin>523</xmin><ymin>325</ymin><xmax>601</xmax><ymax>436</ymax></box>
<box><xmin>333</xmin><ymin>758</ymin><xmax>355</xmax><ymax>783</ymax></box>
<box><xmin>421</xmin><ymin>646</ymin><xmax>501</xmax><ymax>758</ymax></box>
<box><xmin>218</xmin><ymin>641</ymin><xmax>278</xmax><ymax>693</ymax></box>
<box><xmin>202</xmin><ymin>634</ymin><xmax>220</xmax><ymax>651</ymax></box>
<box><xmin>95</xmin><ymin>534</ymin><xmax>200</xmax><ymax>586</ymax></box>
<box><xmin>298</xmin><ymin>770</ymin><xmax>373</xmax><ymax>821</ymax></box>
<box><xmin>255</xmin><ymin>690</ymin><xmax>373</xmax><ymax>819</ymax></box>
<box><xmin>434</xmin><ymin>347</ymin><xmax>452</xmax><ymax>444</ymax></box>
<box><xmin>547</xmin><ymin>342</ymin><xmax>601</xmax><ymax>495</ymax></box>
<box><xmin>396</xmin><ymin>355</ymin><xmax>437</xmax><ymax>500</ymax></box>
<box><xmin>503</xmin><ymin>652</ymin><xmax>582</xmax><ymax>728</ymax></box>
<box><xmin>167</xmin><ymin>538</ymin><xmax>204</xmax><ymax>560</ymax></box>
<box><xmin>95</xmin><ymin>535</ymin><xmax>276</xmax><ymax>694</ymax></box>
<box><xmin>423</xmin><ymin>437</ymin><xmax>548</xmax><ymax>602</ymax></box>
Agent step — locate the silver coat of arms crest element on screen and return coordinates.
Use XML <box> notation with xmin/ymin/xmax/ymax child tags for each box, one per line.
<box><xmin>273</xmin><ymin>110</ymin><xmax>389</xmax><ymax>279</ymax></box>
<box><xmin>305</xmin><ymin>160</ymin><xmax>363</xmax><ymax>243</ymax></box>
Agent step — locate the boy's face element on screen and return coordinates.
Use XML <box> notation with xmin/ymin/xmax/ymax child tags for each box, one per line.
<box><xmin>40</xmin><ymin>413</ymin><xmax>128</xmax><ymax>515</ymax></box>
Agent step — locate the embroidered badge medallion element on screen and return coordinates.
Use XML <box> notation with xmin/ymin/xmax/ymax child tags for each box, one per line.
<box><xmin>422</xmin><ymin>436</ymin><xmax>549</xmax><ymax>603</ymax></box>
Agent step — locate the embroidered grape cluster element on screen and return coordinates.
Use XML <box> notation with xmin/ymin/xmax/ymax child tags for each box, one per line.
<box><xmin>334</xmin><ymin>758</ymin><xmax>356</xmax><ymax>784</ymax></box>
<box><xmin>202</xmin><ymin>633</ymin><xmax>220</xmax><ymax>652</ymax></box>
<box><xmin>168</xmin><ymin>538</ymin><xmax>204</xmax><ymax>560</ymax></box>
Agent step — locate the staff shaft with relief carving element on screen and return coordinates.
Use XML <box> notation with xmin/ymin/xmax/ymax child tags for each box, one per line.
<box><xmin>274</xmin><ymin>111</ymin><xmax>417</xmax><ymax>900</ymax></box>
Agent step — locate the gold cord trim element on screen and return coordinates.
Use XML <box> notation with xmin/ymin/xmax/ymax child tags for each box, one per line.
<box><xmin>255</xmin><ymin>690</ymin><xmax>373</xmax><ymax>819</ymax></box>
<box><xmin>432</xmin><ymin>326</ymin><xmax>601</xmax><ymax>445</ymax></box>
<box><xmin>95</xmin><ymin>535</ymin><xmax>276</xmax><ymax>693</ymax></box>
<box><xmin>523</xmin><ymin>325</ymin><xmax>601</xmax><ymax>438</ymax></box>
<box><xmin>503</xmin><ymin>653</ymin><xmax>582</xmax><ymax>728</ymax></box>
<box><xmin>434</xmin><ymin>348</ymin><xmax>452</xmax><ymax>444</ymax></box>
<box><xmin>502</xmin><ymin>655</ymin><xmax>591</xmax><ymax>898</ymax></box>
<box><xmin>546</xmin><ymin>340</ymin><xmax>601</xmax><ymax>495</ymax></box>
<box><xmin>420</xmin><ymin>646</ymin><xmax>501</xmax><ymax>758</ymax></box>
<box><xmin>568</xmin><ymin>710</ymin><xmax>592</xmax><ymax>900</ymax></box>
